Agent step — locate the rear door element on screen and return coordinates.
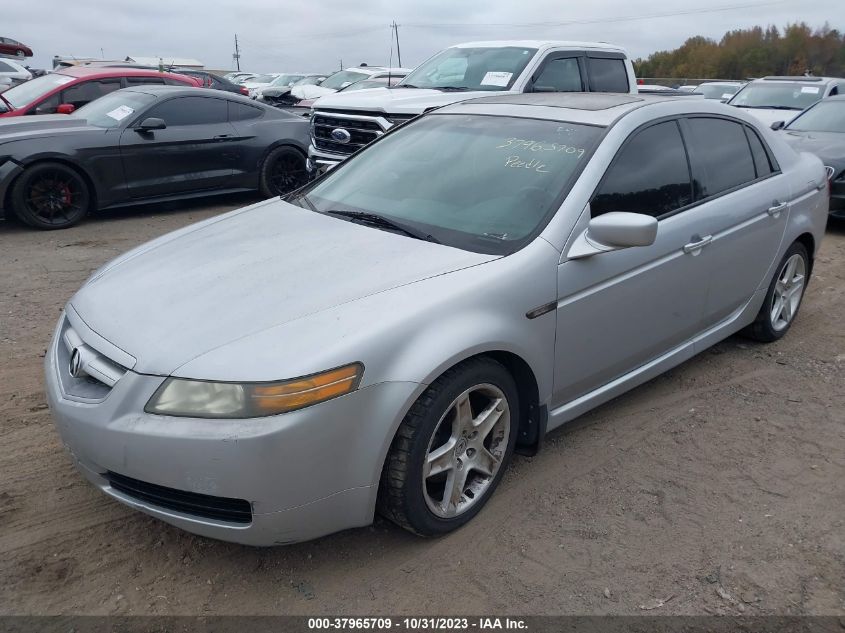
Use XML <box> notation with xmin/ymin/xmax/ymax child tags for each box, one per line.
<box><xmin>119</xmin><ymin>95</ymin><xmax>237</xmax><ymax>198</ymax></box>
<box><xmin>525</xmin><ymin>54</ymin><xmax>585</xmax><ymax>92</ymax></box>
<box><xmin>584</xmin><ymin>52</ymin><xmax>632</xmax><ymax>93</ymax></box>
<box><xmin>680</xmin><ymin>116</ymin><xmax>790</xmax><ymax>327</ymax></box>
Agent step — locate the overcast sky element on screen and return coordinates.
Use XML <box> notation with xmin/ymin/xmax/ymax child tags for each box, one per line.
<box><xmin>5</xmin><ymin>0</ymin><xmax>841</xmax><ymax>74</ymax></box>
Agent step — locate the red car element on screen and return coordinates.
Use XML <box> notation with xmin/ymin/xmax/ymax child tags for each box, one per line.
<box><xmin>0</xmin><ymin>36</ymin><xmax>33</xmax><ymax>58</ymax></box>
<box><xmin>0</xmin><ymin>67</ymin><xmax>202</xmax><ymax>117</ymax></box>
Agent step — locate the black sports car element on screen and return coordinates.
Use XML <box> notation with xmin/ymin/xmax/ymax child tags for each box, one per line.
<box><xmin>778</xmin><ymin>95</ymin><xmax>845</xmax><ymax>219</ymax></box>
<box><xmin>0</xmin><ymin>86</ymin><xmax>310</xmax><ymax>229</ymax></box>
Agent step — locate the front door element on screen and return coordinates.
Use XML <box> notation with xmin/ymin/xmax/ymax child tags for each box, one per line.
<box><xmin>553</xmin><ymin>119</ymin><xmax>711</xmax><ymax>406</ymax></box>
<box><xmin>119</xmin><ymin>95</ymin><xmax>237</xmax><ymax>198</ymax></box>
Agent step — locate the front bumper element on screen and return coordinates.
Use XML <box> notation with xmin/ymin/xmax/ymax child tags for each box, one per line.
<box><xmin>306</xmin><ymin>144</ymin><xmax>345</xmax><ymax>178</ymax></box>
<box><xmin>45</xmin><ymin>312</ymin><xmax>421</xmax><ymax>545</ymax></box>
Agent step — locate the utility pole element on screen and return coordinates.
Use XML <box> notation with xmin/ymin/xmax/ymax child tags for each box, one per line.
<box><xmin>392</xmin><ymin>21</ymin><xmax>402</xmax><ymax>67</ymax></box>
<box><xmin>233</xmin><ymin>34</ymin><xmax>241</xmax><ymax>71</ymax></box>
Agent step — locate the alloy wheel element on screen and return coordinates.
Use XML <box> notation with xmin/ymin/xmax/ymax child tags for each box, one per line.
<box><xmin>23</xmin><ymin>170</ymin><xmax>87</xmax><ymax>227</ymax></box>
<box><xmin>268</xmin><ymin>152</ymin><xmax>308</xmax><ymax>195</ymax></box>
<box><xmin>422</xmin><ymin>384</ymin><xmax>510</xmax><ymax>519</ymax></box>
<box><xmin>770</xmin><ymin>253</ymin><xmax>806</xmax><ymax>331</ymax></box>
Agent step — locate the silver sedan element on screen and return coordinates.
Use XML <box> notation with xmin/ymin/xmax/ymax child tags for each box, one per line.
<box><xmin>45</xmin><ymin>93</ymin><xmax>828</xmax><ymax>545</ymax></box>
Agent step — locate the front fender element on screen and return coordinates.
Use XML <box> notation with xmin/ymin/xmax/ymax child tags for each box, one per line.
<box><xmin>0</xmin><ymin>157</ymin><xmax>23</xmax><ymax>218</ymax></box>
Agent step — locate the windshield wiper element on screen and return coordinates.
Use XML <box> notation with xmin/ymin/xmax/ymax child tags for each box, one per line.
<box><xmin>396</xmin><ymin>83</ymin><xmax>420</xmax><ymax>89</ymax></box>
<box><xmin>736</xmin><ymin>104</ymin><xmax>801</xmax><ymax>110</ymax></box>
<box><xmin>325</xmin><ymin>210</ymin><xmax>440</xmax><ymax>243</ymax></box>
<box><xmin>430</xmin><ymin>86</ymin><xmax>472</xmax><ymax>92</ymax></box>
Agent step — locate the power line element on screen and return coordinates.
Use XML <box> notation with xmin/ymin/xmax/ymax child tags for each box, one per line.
<box><xmin>402</xmin><ymin>0</ymin><xmax>788</xmax><ymax>29</ymax></box>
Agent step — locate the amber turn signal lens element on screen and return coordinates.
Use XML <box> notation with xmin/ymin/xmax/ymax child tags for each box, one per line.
<box><xmin>250</xmin><ymin>364</ymin><xmax>362</xmax><ymax>413</ymax></box>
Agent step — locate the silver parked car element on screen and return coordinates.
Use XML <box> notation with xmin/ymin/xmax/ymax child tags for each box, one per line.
<box><xmin>46</xmin><ymin>93</ymin><xmax>828</xmax><ymax>545</ymax></box>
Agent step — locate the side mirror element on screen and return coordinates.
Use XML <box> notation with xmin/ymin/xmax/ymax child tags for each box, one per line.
<box><xmin>770</xmin><ymin>120</ymin><xmax>785</xmax><ymax>131</ymax></box>
<box><xmin>137</xmin><ymin>117</ymin><xmax>166</xmax><ymax>131</ymax></box>
<box><xmin>568</xmin><ymin>212</ymin><xmax>658</xmax><ymax>259</ymax></box>
<box><xmin>56</xmin><ymin>103</ymin><xmax>76</xmax><ymax>115</ymax></box>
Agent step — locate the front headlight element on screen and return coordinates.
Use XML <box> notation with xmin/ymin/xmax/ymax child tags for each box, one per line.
<box><xmin>145</xmin><ymin>363</ymin><xmax>363</xmax><ymax>418</ymax></box>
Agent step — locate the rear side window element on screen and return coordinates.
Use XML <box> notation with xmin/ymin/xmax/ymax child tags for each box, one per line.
<box><xmin>61</xmin><ymin>79</ymin><xmax>121</xmax><ymax>108</ymax></box>
<box><xmin>588</xmin><ymin>57</ymin><xmax>630</xmax><ymax>93</ymax></box>
<box><xmin>685</xmin><ymin>117</ymin><xmax>756</xmax><ymax>197</ymax></box>
<box><xmin>229</xmin><ymin>101</ymin><xmax>263</xmax><ymax>121</ymax></box>
<box><xmin>146</xmin><ymin>96</ymin><xmax>228</xmax><ymax>126</ymax></box>
<box><xmin>531</xmin><ymin>57</ymin><xmax>583</xmax><ymax>92</ymax></box>
<box><xmin>592</xmin><ymin>120</ymin><xmax>693</xmax><ymax>218</ymax></box>
<box><xmin>745</xmin><ymin>126</ymin><xmax>774</xmax><ymax>178</ymax></box>
<box><xmin>126</xmin><ymin>76</ymin><xmax>165</xmax><ymax>86</ymax></box>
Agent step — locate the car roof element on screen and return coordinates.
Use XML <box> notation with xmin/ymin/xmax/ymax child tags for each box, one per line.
<box><xmin>452</xmin><ymin>40</ymin><xmax>628</xmax><ymax>54</ymax></box>
<box><xmin>55</xmin><ymin>66</ymin><xmax>198</xmax><ymax>82</ymax></box>
<box><xmin>118</xmin><ymin>85</ymin><xmax>269</xmax><ymax>104</ymax></box>
<box><xmin>438</xmin><ymin>92</ymin><xmax>718</xmax><ymax>126</ymax></box>
<box><xmin>754</xmin><ymin>75</ymin><xmax>840</xmax><ymax>84</ymax></box>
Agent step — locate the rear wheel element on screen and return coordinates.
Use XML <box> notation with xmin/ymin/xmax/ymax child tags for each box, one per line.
<box><xmin>378</xmin><ymin>357</ymin><xmax>519</xmax><ymax>536</ymax></box>
<box><xmin>259</xmin><ymin>146</ymin><xmax>308</xmax><ymax>197</ymax></box>
<box><xmin>15</xmin><ymin>50</ymin><xmax>26</xmax><ymax>58</ymax></box>
<box><xmin>744</xmin><ymin>241</ymin><xmax>809</xmax><ymax>342</ymax></box>
<box><xmin>10</xmin><ymin>162</ymin><xmax>91</xmax><ymax>230</ymax></box>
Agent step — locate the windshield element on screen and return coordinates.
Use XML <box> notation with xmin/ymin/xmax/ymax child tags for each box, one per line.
<box><xmin>294</xmin><ymin>76</ymin><xmax>323</xmax><ymax>86</ymax></box>
<box><xmin>338</xmin><ymin>78</ymin><xmax>393</xmax><ymax>92</ymax></box>
<box><xmin>270</xmin><ymin>74</ymin><xmax>305</xmax><ymax>87</ymax></box>
<box><xmin>302</xmin><ymin>114</ymin><xmax>602</xmax><ymax>254</ymax></box>
<box><xmin>72</xmin><ymin>90</ymin><xmax>156</xmax><ymax>128</ymax></box>
<box><xmin>250</xmin><ymin>74</ymin><xmax>277</xmax><ymax>83</ymax></box>
<box><xmin>1</xmin><ymin>73</ymin><xmax>73</xmax><ymax>109</ymax></box>
<box><xmin>694</xmin><ymin>83</ymin><xmax>741</xmax><ymax>99</ymax></box>
<box><xmin>320</xmin><ymin>70</ymin><xmax>369</xmax><ymax>90</ymax></box>
<box><xmin>729</xmin><ymin>82</ymin><xmax>826</xmax><ymax>110</ymax></box>
<box><xmin>399</xmin><ymin>47</ymin><xmax>537</xmax><ymax>91</ymax></box>
<box><xmin>786</xmin><ymin>100</ymin><xmax>845</xmax><ymax>133</ymax></box>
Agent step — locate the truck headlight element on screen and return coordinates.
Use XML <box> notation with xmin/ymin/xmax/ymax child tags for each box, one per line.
<box><xmin>145</xmin><ymin>363</ymin><xmax>363</xmax><ymax>418</ymax></box>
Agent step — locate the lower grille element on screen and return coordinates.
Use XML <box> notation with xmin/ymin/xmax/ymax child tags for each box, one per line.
<box><xmin>106</xmin><ymin>471</ymin><xmax>252</xmax><ymax>524</ymax></box>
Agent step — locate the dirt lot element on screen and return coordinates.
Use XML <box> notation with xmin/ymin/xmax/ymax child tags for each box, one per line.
<box><xmin>0</xmin><ymin>197</ymin><xmax>843</xmax><ymax>616</ymax></box>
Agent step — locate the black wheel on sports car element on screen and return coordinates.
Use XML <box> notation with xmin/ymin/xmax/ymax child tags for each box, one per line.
<box><xmin>11</xmin><ymin>162</ymin><xmax>91</xmax><ymax>230</ymax></box>
<box><xmin>15</xmin><ymin>49</ymin><xmax>26</xmax><ymax>58</ymax></box>
<box><xmin>378</xmin><ymin>357</ymin><xmax>519</xmax><ymax>537</ymax></box>
<box><xmin>744</xmin><ymin>241</ymin><xmax>810</xmax><ymax>342</ymax></box>
<box><xmin>259</xmin><ymin>146</ymin><xmax>308</xmax><ymax>197</ymax></box>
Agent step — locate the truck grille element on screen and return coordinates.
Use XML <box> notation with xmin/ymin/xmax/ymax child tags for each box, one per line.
<box><xmin>312</xmin><ymin>113</ymin><xmax>382</xmax><ymax>156</ymax></box>
<box><xmin>106</xmin><ymin>471</ymin><xmax>253</xmax><ymax>524</ymax></box>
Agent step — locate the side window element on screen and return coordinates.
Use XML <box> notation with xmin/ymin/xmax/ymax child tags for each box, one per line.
<box><xmin>61</xmin><ymin>80</ymin><xmax>121</xmax><ymax>108</ymax></box>
<box><xmin>531</xmin><ymin>57</ymin><xmax>582</xmax><ymax>92</ymax></box>
<box><xmin>145</xmin><ymin>96</ymin><xmax>228</xmax><ymax>126</ymax></box>
<box><xmin>126</xmin><ymin>76</ymin><xmax>165</xmax><ymax>86</ymax></box>
<box><xmin>32</xmin><ymin>93</ymin><xmax>61</xmax><ymax>115</ymax></box>
<box><xmin>228</xmin><ymin>101</ymin><xmax>262</xmax><ymax>121</ymax></box>
<box><xmin>0</xmin><ymin>61</ymin><xmax>15</xmax><ymax>72</ymax></box>
<box><xmin>587</xmin><ymin>57</ymin><xmax>630</xmax><ymax>92</ymax></box>
<box><xmin>829</xmin><ymin>85</ymin><xmax>838</xmax><ymax>96</ymax></box>
<box><xmin>592</xmin><ymin>120</ymin><xmax>693</xmax><ymax>218</ymax></box>
<box><xmin>684</xmin><ymin>117</ymin><xmax>756</xmax><ymax>197</ymax></box>
<box><xmin>744</xmin><ymin>126</ymin><xmax>774</xmax><ymax>178</ymax></box>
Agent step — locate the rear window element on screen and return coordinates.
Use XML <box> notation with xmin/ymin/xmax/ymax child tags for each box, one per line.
<box><xmin>587</xmin><ymin>57</ymin><xmax>629</xmax><ymax>93</ymax></box>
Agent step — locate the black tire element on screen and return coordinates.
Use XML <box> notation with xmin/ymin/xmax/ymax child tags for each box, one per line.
<box><xmin>15</xmin><ymin>50</ymin><xmax>25</xmax><ymax>58</ymax></box>
<box><xmin>259</xmin><ymin>146</ymin><xmax>308</xmax><ymax>197</ymax></box>
<box><xmin>378</xmin><ymin>357</ymin><xmax>520</xmax><ymax>537</ymax></box>
<box><xmin>10</xmin><ymin>162</ymin><xmax>91</xmax><ymax>230</ymax></box>
<box><xmin>744</xmin><ymin>241</ymin><xmax>810</xmax><ymax>342</ymax></box>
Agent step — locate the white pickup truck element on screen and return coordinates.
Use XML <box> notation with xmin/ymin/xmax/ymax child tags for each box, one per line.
<box><xmin>307</xmin><ymin>40</ymin><xmax>638</xmax><ymax>174</ymax></box>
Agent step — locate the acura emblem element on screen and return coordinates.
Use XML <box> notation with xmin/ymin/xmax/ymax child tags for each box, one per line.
<box><xmin>69</xmin><ymin>347</ymin><xmax>83</xmax><ymax>378</ymax></box>
<box><xmin>330</xmin><ymin>128</ymin><xmax>352</xmax><ymax>144</ymax></box>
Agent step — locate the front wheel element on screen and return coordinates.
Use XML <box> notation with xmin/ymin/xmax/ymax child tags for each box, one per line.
<box><xmin>10</xmin><ymin>162</ymin><xmax>91</xmax><ymax>230</ymax></box>
<box><xmin>259</xmin><ymin>146</ymin><xmax>308</xmax><ymax>197</ymax></box>
<box><xmin>378</xmin><ymin>357</ymin><xmax>519</xmax><ymax>536</ymax></box>
<box><xmin>744</xmin><ymin>241</ymin><xmax>810</xmax><ymax>342</ymax></box>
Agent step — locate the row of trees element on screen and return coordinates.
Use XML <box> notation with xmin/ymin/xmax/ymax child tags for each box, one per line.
<box><xmin>634</xmin><ymin>23</ymin><xmax>845</xmax><ymax>80</ymax></box>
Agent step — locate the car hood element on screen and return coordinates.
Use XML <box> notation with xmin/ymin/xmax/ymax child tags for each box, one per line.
<box><xmin>0</xmin><ymin>114</ymin><xmax>100</xmax><ymax>142</ymax></box>
<box><xmin>781</xmin><ymin>130</ymin><xmax>845</xmax><ymax>169</ymax></box>
<box><xmin>70</xmin><ymin>200</ymin><xmax>494</xmax><ymax>376</ymax></box>
<box><xmin>262</xmin><ymin>86</ymin><xmax>293</xmax><ymax>98</ymax></box>
<box><xmin>312</xmin><ymin>87</ymin><xmax>512</xmax><ymax>115</ymax></box>
<box><xmin>735</xmin><ymin>107</ymin><xmax>804</xmax><ymax>126</ymax></box>
<box><xmin>291</xmin><ymin>84</ymin><xmax>337</xmax><ymax>100</ymax></box>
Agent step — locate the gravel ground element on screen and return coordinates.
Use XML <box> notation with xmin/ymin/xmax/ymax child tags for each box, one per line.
<box><xmin>1</xmin><ymin>197</ymin><xmax>843</xmax><ymax>616</ymax></box>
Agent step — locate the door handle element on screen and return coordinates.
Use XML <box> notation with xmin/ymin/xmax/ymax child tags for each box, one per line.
<box><xmin>683</xmin><ymin>235</ymin><xmax>712</xmax><ymax>254</ymax></box>
<box><xmin>767</xmin><ymin>201</ymin><xmax>788</xmax><ymax>217</ymax></box>
<box><xmin>213</xmin><ymin>134</ymin><xmax>232</xmax><ymax>140</ymax></box>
